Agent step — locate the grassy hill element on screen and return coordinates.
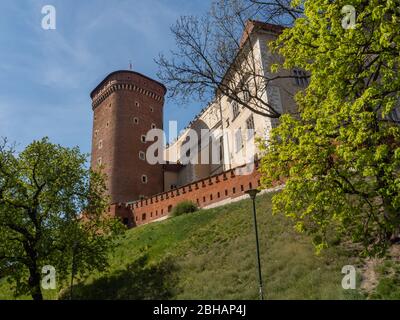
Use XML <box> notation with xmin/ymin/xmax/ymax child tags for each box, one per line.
<box><xmin>1</xmin><ymin>192</ymin><xmax>367</xmax><ymax>300</ymax></box>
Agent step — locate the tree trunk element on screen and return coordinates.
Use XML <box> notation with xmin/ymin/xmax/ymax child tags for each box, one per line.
<box><xmin>28</xmin><ymin>266</ymin><xmax>43</xmax><ymax>301</ymax></box>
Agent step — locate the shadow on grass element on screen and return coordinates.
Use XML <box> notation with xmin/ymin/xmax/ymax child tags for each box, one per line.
<box><xmin>61</xmin><ymin>254</ymin><xmax>179</xmax><ymax>300</ymax></box>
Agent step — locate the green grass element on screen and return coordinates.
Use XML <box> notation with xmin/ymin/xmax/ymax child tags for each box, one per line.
<box><xmin>0</xmin><ymin>192</ymin><xmax>366</xmax><ymax>300</ymax></box>
<box><xmin>370</xmin><ymin>259</ymin><xmax>400</xmax><ymax>300</ymax></box>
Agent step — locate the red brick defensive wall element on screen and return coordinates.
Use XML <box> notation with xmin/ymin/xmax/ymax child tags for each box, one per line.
<box><xmin>110</xmin><ymin>162</ymin><xmax>280</xmax><ymax>228</ymax></box>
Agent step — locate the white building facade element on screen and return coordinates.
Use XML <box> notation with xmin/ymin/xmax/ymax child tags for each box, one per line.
<box><xmin>163</xmin><ymin>21</ymin><xmax>305</xmax><ymax>190</ymax></box>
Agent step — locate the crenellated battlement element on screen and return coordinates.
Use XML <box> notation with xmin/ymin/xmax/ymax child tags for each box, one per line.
<box><xmin>92</xmin><ymin>80</ymin><xmax>165</xmax><ymax>109</ymax></box>
<box><xmin>110</xmin><ymin>161</ymin><xmax>282</xmax><ymax>228</ymax></box>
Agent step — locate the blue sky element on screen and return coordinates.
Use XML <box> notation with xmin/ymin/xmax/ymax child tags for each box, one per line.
<box><xmin>0</xmin><ymin>0</ymin><xmax>210</xmax><ymax>153</ymax></box>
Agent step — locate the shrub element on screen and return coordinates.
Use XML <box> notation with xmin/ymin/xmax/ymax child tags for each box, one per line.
<box><xmin>171</xmin><ymin>201</ymin><xmax>198</xmax><ymax>217</ymax></box>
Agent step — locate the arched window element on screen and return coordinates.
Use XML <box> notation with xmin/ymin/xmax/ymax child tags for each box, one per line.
<box><xmin>231</xmin><ymin>101</ymin><xmax>240</xmax><ymax>119</ymax></box>
<box><xmin>293</xmin><ymin>69</ymin><xmax>309</xmax><ymax>87</ymax></box>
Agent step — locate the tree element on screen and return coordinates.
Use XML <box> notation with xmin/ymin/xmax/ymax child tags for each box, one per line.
<box><xmin>0</xmin><ymin>138</ymin><xmax>123</xmax><ymax>300</ymax></box>
<box><xmin>259</xmin><ymin>0</ymin><xmax>400</xmax><ymax>256</ymax></box>
<box><xmin>156</xmin><ymin>0</ymin><xmax>303</xmax><ymax>118</ymax></box>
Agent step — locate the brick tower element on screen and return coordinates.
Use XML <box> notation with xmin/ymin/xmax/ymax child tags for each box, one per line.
<box><xmin>90</xmin><ymin>70</ymin><xmax>166</xmax><ymax>205</ymax></box>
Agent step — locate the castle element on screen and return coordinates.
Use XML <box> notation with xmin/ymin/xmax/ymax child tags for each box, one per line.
<box><xmin>90</xmin><ymin>21</ymin><xmax>304</xmax><ymax>228</ymax></box>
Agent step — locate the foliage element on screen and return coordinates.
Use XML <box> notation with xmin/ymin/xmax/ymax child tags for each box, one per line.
<box><xmin>0</xmin><ymin>137</ymin><xmax>123</xmax><ymax>300</ymax></box>
<box><xmin>171</xmin><ymin>200</ymin><xmax>198</xmax><ymax>217</ymax></box>
<box><xmin>259</xmin><ymin>0</ymin><xmax>400</xmax><ymax>256</ymax></box>
<box><xmin>370</xmin><ymin>258</ymin><xmax>400</xmax><ymax>299</ymax></box>
<box><xmin>62</xmin><ymin>254</ymin><xmax>178</xmax><ymax>300</ymax></box>
<box><xmin>1</xmin><ymin>192</ymin><xmax>364</xmax><ymax>300</ymax></box>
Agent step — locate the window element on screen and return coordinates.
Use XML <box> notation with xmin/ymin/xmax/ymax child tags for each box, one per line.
<box><xmin>293</xmin><ymin>69</ymin><xmax>309</xmax><ymax>87</ymax></box>
<box><xmin>246</xmin><ymin>115</ymin><xmax>255</xmax><ymax>130</ymax></box>
<box><xmin>135</xmin><ymin>101</ymin><xmax>140</xmax><ymax>107</ymax></box>
<box><xmin>243</xmin><ymin>87</ymin><xmax>250</xmax><ymax>102</ymax></box>
<box><xmin>106</xmin><ymin>121</ymin><xmax>110</xmax><ymax>128</ymax></box>
<box><xmin>235</xmin><ymin>128</ymin><xmax>243</xmax><ymax>152</ymax></box>
<box><xmin>98</xmin><ymin>140</ymin><xmax>103</xmax><ymax>149</ymax></box>
<box><xmin>141</xmin><ymin>175</ymin><xmax>148</xmax><ymax>184</ymax></box>
<box><xmin>243</xmin><ymin>91</ymin><xmax>250</xmax><ymax>103</ymax></box>
<box><xmin>151</xmin><ymin>123</ymin><xmax>156</xmax><ymax>129</ymax></box>
<box><xmin>389</xmin><ymin>107</ymin><xmax>400</xmax><ymax>122</ymax></box>
<box><xmin>182</xmin><ymin>140</ymin><xmax>191</xmax><ymax>157</ymax></box>
<box><xmin>240</xmin><ymin>76</ymin><xmax>251</xmax><ymax>102</ymax></box>
<box><xmin>141</xmin><ymin>135</ymin><xmax>146</xmax><ymax>143</ymax></box>
<box><xmin>142</xmin><ymin>213</ymin><xmax>146</xmax><ymax>220</ymax></box>
<box><xmin>139</xmin><ymin>151</ymin><xmax>146</xmax><ymax>160</ymax></box>
<box><xmin>95</xmin><ymin>130</ymin><xmax>99</xmax><ymax>137</ymax></box>
<box><xmin>133</xmin><ymin>117</ymin><xmax>139</xmax><ymax>124</ymax></box>
<box><xmin>97</xmin><ymin>157</ymin><xmax>102</xmax><ymax>166</ymax></box>
<box><xmin>231</xmin><ymin>101</ymin><xmax>240</xmax><ymax>119</ymax></box>
<box><xmin>181</xmin><ymin>135</ymin><xmax>192</xmax><ymax>158</ymax></box>
<box><xmin>246</xmin><ymin>115</ymin><xmax>255</xmax><ymax>140</ymax></box>
<box><xmin>150</xmin><ymin>107</ymin><xmax>154</xmax><ymax>112</ymax></box>
<box><xmin>219</xmin><ymin>136</ymin><xmax>224</xmax><ymax>162</ymax></box>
